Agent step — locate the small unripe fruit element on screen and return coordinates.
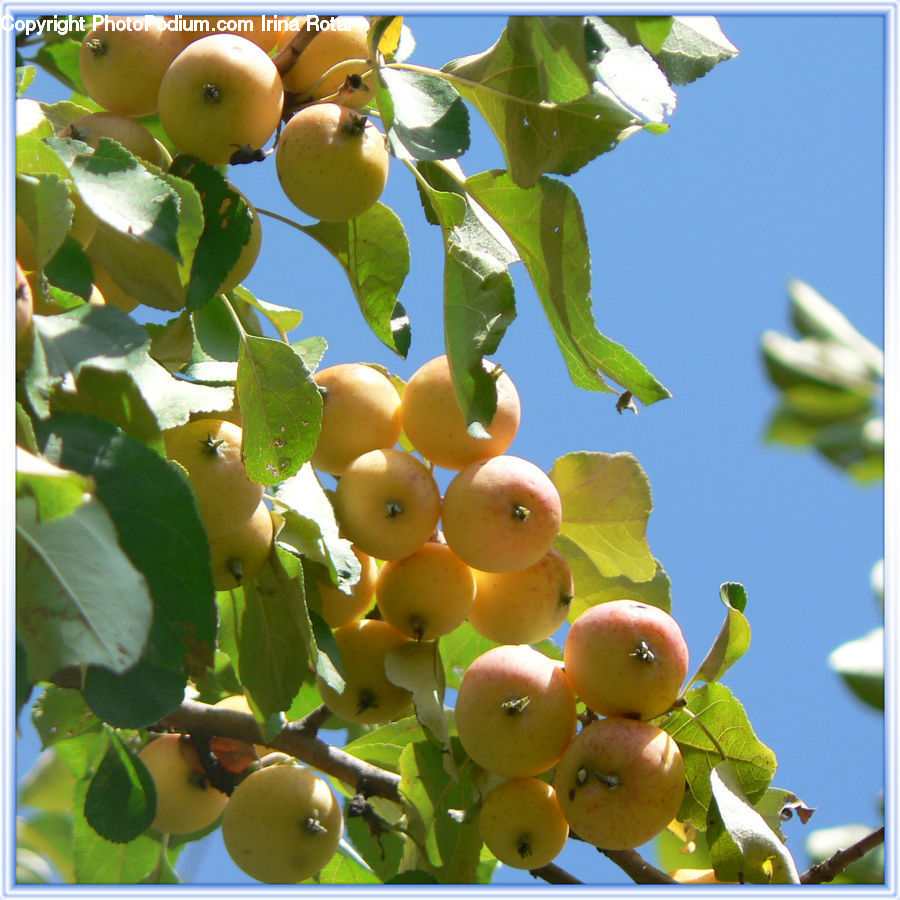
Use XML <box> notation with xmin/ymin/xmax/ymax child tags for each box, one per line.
<box><xmin>375</xmin><ymin>541</ymin><xmax>476</xmax><ymax>641</ymax></box>
<box><xmin>158</xmin><ymin>34</ymin><xmax>284</xmax><ymax>166</ymax></box>
<box><xmin>479</xmin><ymin>777</ymin><xmax>570</xmax><ymax>870</ymax></box>
<box><xmin>276</xmin><ymin>103</ymin><xmax>389</xmax><ymax>222</ymax></box>
<box><xmin>315</xmin><ymin>618</ymin><xmax>413</xmax><ymax>725</ymax></box>
<box><xmin>311</xmin><ymin>363</ymin><xmax>402</xmax><ymax>475</ymax></box>
<box><xmin>163</xmin><ymin>418</ymin><xmax>263</xmax><ymax>539</ymax></box>
<box><xmin>563</xmin><ymin>600</ymin><xmax>689</xmax><ymax>720</ymax></box>
<box><xmin>455</xmin><ymin>644</ymin><xmax>577</xmax><ymax>778</ymax></box>
<box><xmin>554</xmin><ymin>717</ymin><xmax>685</xmax><ymax>850</ymax></box>
<box><xmin>469</xmin><ymin>548</ymin><xmax>574</xmax><ymax>645</ymax></box>
<box><xmin>222</xmin><ymin>762</ymin><xmax>343</xmax><ymax>883</ymax></box>
<box><xmin>89</xmin><ymin>259</ymin><xmax>140</xmax><ymax>313</ymax></box>
<box><xmin>138</xmin><ymin>734</ymin><xmax>229</xmax><ymax>835</ymax></box>
<box><xmin>79</xmin><ymin>16</ymin><xmax>187</xmax><ymax>117</ymax></box>
<box><xmin>400</xmin><ymin>355</ymin><xmax>521</xmax><ymax>470</ymax></box>
<box><xmin>333</xmin><ymin>448</ymin><xmax>441</xmax><ymax>561</ymax></box>
<box><xmin>441</xmin><ymin>455</ymin><xmax>563</xmax><ymax>573</ymax></box>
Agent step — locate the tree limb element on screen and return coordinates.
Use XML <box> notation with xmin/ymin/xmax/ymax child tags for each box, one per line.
<box><xmin>158</xmin><ymin>699</ymin><xmax>401</xmax><ymax>804</ymax></box>
<box><xmin>530</xmin><ymin>862</ymin><xmax>583</xmax><ymax>884</ymax></box>
<box><xmin>273</xmin><ymin>16</ymin><xmax>334</xmax><ymax>78</ymax></box>
<box><xmin>800</xmin><ymin>826</ymin><xmax>885</xmax><ymax>884</ymax></box>
<box><xmin>598</xmin><ymin>848</ymin><xmax>678</xmax><ymax>884</ymax></box>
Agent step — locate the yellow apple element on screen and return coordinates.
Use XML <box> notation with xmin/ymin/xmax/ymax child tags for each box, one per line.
<box><xmin>208</xmin><ymin>499</ymin><xmax>274</xmax><ymax>591</ymax></box>
<box><xmin>400</xmin><ymin>354</ymin><xmax>521</xmax><ymax>471</ymax></box>
<box><xmin>158</xmin><ymin>33</ymin><xmax>284</xmax><ymax>166</ymax></box>
<box><xmin>276</xmin><ymin>102</ymin><xmax>389</xmax><ymax>222</ymax></box>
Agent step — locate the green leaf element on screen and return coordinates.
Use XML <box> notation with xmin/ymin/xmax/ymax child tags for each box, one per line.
<box><xmin>34</xmin><ymin>38</ymin><xmax>85</xmax><ymax>93</ymax></box>
<box><xmin>436</xmin><ymin>620</ymin><xmax>496</xmax><ymax>691</ymax></box>
<box><xmin>16</xmin><ymin>172</ymin><xmax>73</xmax><ymax>269</ymax></box>
<box><xmin>586</xmin><ymin>18</ymin><xmax>676</xmax><ymax>122</ymax></box>
<box><xmin>377</xmin><ymin>66</ymin><xmax>470</xmax><ymax>161</ymax></box>
<box><xmin>19</xmin><ymin>748</ymin><xmax>79</xmax><ymax>813</ymax></box>
<box><xmin>167</xmin><ymin>156</ymin><xmax>253</xmax><ymax>310</ymax></box>
<box><xmin>385</xmin><ymin>641</ymin><xmax>450</xmax><ymax>751</ymax></box>
<box><xmin>45</xmin><ymin>236</ymin><xmax>93</xmax><ymax>300</ymax></box>
<box><xmin>603</xmin><ymin>16</ymin><xmax>675</xmax><ymax>56</ymax></box>
<box><xmin>31</xmin><ymin>686</ymin><xmax>103</xmax><ymax>750</ymax></box>
<box><xmin>35</xmin><ymin>412</ymin><xmax>217</xmax><ymax>674</ymax></box>
<box><xmin>83</xmin><ymin>730</ymin><xmax>157</xmax><ymax>844</ymax></box>
<box><xmin>16</xmin><ymin>495</ymin><xmax>153</xmax><ymax>682</ymax></box>
<box><xmin>556</xmin><ymin>536</ymin><xmax>672</xmax><ymax>618</ymax></box>
<box><xmin>16</xmin><ymin>810</ymin><xmax>76</xmax><ymax>884</ymax></box>
<box><xmin>398</xmin><ymin>739</ymin><xmax>484</xmax><ymax>883</ymax></box>
<box><xmin>343</xmin><ymin>714</ymin><xmax>431</xmax><ymax>773</ymax></box>
<box><xmin>549</xmin><ymin>451</ymin><xmax>657</xmax><ymax>582</ymax></box>
<box><xmin>465</xmin><ymin>171</ymin><xmax>671</xmax><ymax>404</ymax></box>
<box><xmin>273</xmin><ymin>464</ymin><xmax>359</xmax><ymax>582</ymax></box>
<box><xmin>232</xmin><ymin>284</ymin><xmax>304</xmax><ymax>338</ymax></box>
<box><xmin>237</xmin><ymin>334</ymin><xmax>323</xmax><ymax>486</ymax></box>
<box><xmin>828</xmin><ymin>627</ymin><xmax>884</xmax><ymax>711</ymax></box>
<box><xmin>231</xmin><ymin>561</ymin><xmax>311</xmax><ymax>719</ymax></box>
<box><xmin>49</xmin><ymin>137</ymin><xmax>181</xmax><ymax>259</ymax></box>
<box><xmin>299</xmin><ymin>202</ymin><xmax>411</xmax><ymax>356</ymax></box>
<box><xmin>443</xmin><ymin>20</ymin><xmax>641</xmax><ymax>187</ymax></box>
<box><xmin>16</xmin><ymin>65</ymin><xmax>37</xmax><ymax>97</ymax></box>
<box><xmin>787</xmin><ymin>279</ymin><xmax>883</xmax><ymax>378</ymax></box>
<box><xmin>304</xmin><ymin>846</ymin><xmax>381</xmax><ymax>885</ymax></box>
<box><xmin>15</xmin><ymin>447</ymin><xmax>93</xmax><ymax>522</ymax></box>
<box><xmin>654</xmin><ymin>16</ymin><xmax>739</xmax><ymax>85</ymax></box>
<box><xmin>662</xmin><ymin>683</ymin><xmax>777</xmax><ymax>831</ymax></box>
<box><xmin>692</xmin><ymin>583</ymin><xmax>752</xmax><ymax>686</ymax></box>
<box><xmin>72</xmin><ymin>778</ymin><xmax>166</xmax><ymax>884</ymax></box>
<box><xmin>707</xmin><ymin>761</ymin><xmax>800</xmax><ymax>884</ymax></box>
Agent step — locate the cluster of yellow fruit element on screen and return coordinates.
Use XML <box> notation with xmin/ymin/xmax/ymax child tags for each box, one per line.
<box><xmin>162</xmin><ymin>417</ymin><xmax>273</xmax><ymax>592</ymax></box>
<box><xmin>308</xmin><ymin>355</ymin><xmax>692</xmax><ymax>871</ymax></box>
<box><xmin>74</xmin><ymin>14</ymin><xmax>389</xmax><ymax>223</ymax></box>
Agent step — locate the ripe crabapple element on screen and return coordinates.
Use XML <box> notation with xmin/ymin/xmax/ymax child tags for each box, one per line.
<box><xmin>375</xmin><ymin>541</ymin><xmax>476</xmax><ymax>641</ymax></box>
<box><xmin>163</xmin><ymin>418</ymin><xmax>263</xmax><ymax>539</ymax></box>
<box><xmin>333</xmin><ymin>448</ymin><xmax>441</xmax><ymax>561</ymax></box>
<box><xmin>61</xmin><ymin>111</ymin><xmax>165</xmax><ymax>166</ymax></box>
<box><xmin>399</xmin><ymin>354</ymin><xmax>522</xmax><ymax>471</ymax></box>
<box><xmin>554</xmin><ymin>717</ymin><xmax>685</xmax><ymax>850</ymax></box>
<box><xmin>315</xmin><ymin>618</ymin><xmax>413</xmax><ymax>725</ymax></box>
<box><xmin>208</xmin><ymin>499</ymin><xmax>274</xmax><ymax>591</ymax></box>
<box><xmin>441</xmin><ymin>455</ymin><xmax>563</xmax><ymax>573</ymax></box>
<box><xmin>469</xmin><ymin>547</ymin><xmax>574</xmax><ymax>645</ymax></box>
<box><xmin>78</xmin><ymin>15</ymin><xmax>187</xmax><ymax>117</ymax></box>
<box><xmin>563</xmin><ymin>600</ymin><xmax>689</xmax><ymax>720</ymax></box>
<box><xmin>312</xmin><ymin>547</ymin><xmax>378</xmax><ymax>629</ymax></box>
<box><xmin>137</xmin><ymin>733</ymin><xmax>229</xmax><ymax>835</ymax></box>
<box><xmin>455</xmin><ymin>644</ymin><xmax>577</xmax><ymax>778</ymax></box>
<box><xmin>157</xmin><ymin>34</ymin><xmax>283</xmax><ymax>166</ymax></box>
<box><xmin>479</xmin><ymin>777</ymin><xmax>570</xmax><ymax>870</ymax></box>
<box><xmin>221</xmin><ymin>762</ymin><xmax>343</xmax><ymax>883</ymax></box>
<box><xmin>311</xmin><ymin>362</ymin><xmax>402</xmax><ymax>475</ymax></box>
<box><xmin>275</xmin><ymin>102</ymin><xmax>389</xmax><ymax>222</ymax></box>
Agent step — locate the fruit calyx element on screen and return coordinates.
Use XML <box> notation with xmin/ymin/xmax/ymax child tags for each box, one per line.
<box><xmin>501</xmin><ymin>695</ymin><xmax>532</xmax><ymax>715</ymax></box>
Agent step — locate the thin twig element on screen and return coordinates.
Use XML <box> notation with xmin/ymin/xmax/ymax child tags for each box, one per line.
<box><xmin>801</xmin><ymin>826</ymin><xmax>885</xmax><ymax>884</ymax></box>
<box><xmin>273</xmin><ymin>16</ymin><xmax>334</xmax><ymax>78</ymax></box>
<box><xmin>159</xmin><ymin>698</ymin><xmax>401</xmax><ymax>803</ymax></box>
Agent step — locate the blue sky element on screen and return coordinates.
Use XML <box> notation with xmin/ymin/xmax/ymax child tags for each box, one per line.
<box><xmin>14</xmin><ymin>8</ymin><xmax>889</xmax><ymax>887</ymax></box>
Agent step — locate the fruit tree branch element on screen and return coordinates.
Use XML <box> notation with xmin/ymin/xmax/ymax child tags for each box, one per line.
<box><xmin>800</xmin><ymin>826</ymin><xmax>885</xmax><ymax>884</ymax></box>
<box><xmin>530</xmin><ymin>862</ymin><xmax>584</xmax><ymax>884</ymax></box>
<box><xmin>273</xmin><ymin>17</ymin><xmax>335</xmax><ymax>78</ymax></box>
<box><xmin>158</xmin><ymin>699</ymin><xmax>401</xmax><ymax>804</ymax></box>
<box><xmin>598</xmin><ymin>848</ymin><xmax>678</xmax><ymax>884</ymax></box>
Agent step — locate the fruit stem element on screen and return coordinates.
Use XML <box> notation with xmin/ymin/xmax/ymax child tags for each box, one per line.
<box><xmin>500</xmin><ymin>695</ymin><xmax>531</xmax><ymax>715</ymax></box>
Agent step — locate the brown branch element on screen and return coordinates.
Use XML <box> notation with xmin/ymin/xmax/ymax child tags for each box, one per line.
<box><xmin>530</xmin><ymin>862</ymin><xmax>583</xmax><ymax>884</ymax></box>
<box><xmin>158</xmin><ymin>698</ymin><xmax>401</xmax><ymax>804</ymax></box>
<box><xmin>599</xmin><ymin>848</ymin><xmax>678</xmax><ymax>884</ymax></box>
<box><xmin>273</xmin><ymin>16</ymin><xmax>334</xmax><ymax>78</ymax></box>
<box><xmin>801</xmin><ymin>826</ymin><xmax>885</xmax><ymax>884</ymax></box>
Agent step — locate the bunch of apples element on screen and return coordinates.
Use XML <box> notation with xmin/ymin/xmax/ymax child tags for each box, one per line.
<box><xmin>75</xmin><ymin>13</ymin><xmax>388</xmax><ymax>220</ymax></box>
<box><xmin>304</xmin><ymin>354</ymin><xmax>692</xmax><ymax>873</ymax></box>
